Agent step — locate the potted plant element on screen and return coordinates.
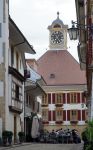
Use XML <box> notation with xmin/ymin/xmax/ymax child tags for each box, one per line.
<box><xmin>7</xmin><ymin>131</ymin><xmax>13</xmax><ymax>145</ymax></box>
<box><xmin>82</xmin><ymin>120</ymin><xmax>93</xmax><ymax>150</ymax></box>
<box><xmin>18</xmin><ymin>131</ymin><xmax>25</xmax><ymax>143</ymax></box>
<box><xmin>2</xmin><ymin>130</ymin><xmax>8</xmax><ymax>146</ymax></box>
<box><xmin>2</xmin><ymin>130</ymin><xmax>13</xmax><ymax>146</ymax></box>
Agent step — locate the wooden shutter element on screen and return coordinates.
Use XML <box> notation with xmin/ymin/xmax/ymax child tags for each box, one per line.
<box><xmin>67</xmin><ymin>93</ymin><xmax>70</xmax><ymax>104</ymax></box>
<box><xmin>82</xmin><ymin>92</ymin><xmax>85</xmax><ymax>103</ymax></box>
<box><xmin>78</xmin><ymin>110</ymin><xmax>81</xmax><ymax>121</ymax></box>
<box><xmin>53</xmin><ymin>111</ymin><xmax>56</xmax><ymax>121</ymax></box>
<box><xmin>67</xmin><ymin>110</ymin><xmax>70</xmax><ymax>121</ymax></box>
<box><xmin>63</xmin><ymin>110</ymin><xmax>66</xmax><ymax>121</ymax></box>
<box><xmin>82</xmin><ymin>110</ymin><xmax>86</xmax><ymax>121</ymax></box>
<box><xmin>48</xmin><ymin>93</ymin><xmax>51</xmax><ymax>104</ymax></box>
<box><xmin>52</xmin><ymin>93</ymin><xmax>55</xmax><ymax>104</ymax></box>
<box><xmin>77</xmin><ymin>93</ymin><xmax>80</xmax><ymax>103</ymax></box>
<box><xmin>63</xmin><ymin>93</ymin><xmax>65</xmax><ymax>104</ymax></box>
<box><xmin>48</xmin><ymin>111</ymin><xmax>51</xmax><ymax>121</ymax></box>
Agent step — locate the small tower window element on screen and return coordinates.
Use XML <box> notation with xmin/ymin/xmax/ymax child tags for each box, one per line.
<box><xmin>54</xmin><ymin>24</ymin><xmax>61</xmax><ymax>28</ymax></box>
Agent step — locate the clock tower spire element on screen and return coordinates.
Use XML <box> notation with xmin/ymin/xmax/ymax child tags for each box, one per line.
<box><xmin>48</xmin><ymin>12</ymin><xmax>68</xmax><ymax>50</ymax></box>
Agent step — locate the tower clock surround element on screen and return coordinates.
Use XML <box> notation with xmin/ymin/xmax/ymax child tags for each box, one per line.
<box><xmin>48</xmin><ymin>12</ymin><xmax>68</xmax><ymax>50</ymax></box>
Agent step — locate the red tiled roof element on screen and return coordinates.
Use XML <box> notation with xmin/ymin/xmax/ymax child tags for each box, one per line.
<box><xmin>37</xmin><ymin>50</ymin><xmax>86</xmax><ymax>85</ymax></box>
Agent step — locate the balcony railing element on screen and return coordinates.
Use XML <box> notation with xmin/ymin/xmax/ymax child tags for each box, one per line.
<box><xmin>9</xmin><ymin>98</ymin><xmax>23</xmax><ymax>114</ymax></box>
<box><xmin>55</xmin><ymin>103</ymin><xmax>63</xmax><ymax>107</ymax></box>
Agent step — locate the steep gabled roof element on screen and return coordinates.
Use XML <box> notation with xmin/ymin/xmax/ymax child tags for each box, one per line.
<box><xmin>37</xmin><ymin>50</ymin><xmax>86</xmax><ymax>86</ymax></box>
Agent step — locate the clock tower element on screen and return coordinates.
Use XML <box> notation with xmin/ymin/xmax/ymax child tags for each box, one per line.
<box><xmin>48</xmin><ymin>12</ymin><xmax>68</xmax><ymax>50</ymax></box>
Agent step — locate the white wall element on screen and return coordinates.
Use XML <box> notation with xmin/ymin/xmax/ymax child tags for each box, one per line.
<box><xmin>0</xmin><ymin>81</ymin><xmax>4</xmax><ymax>96</ymax></box>
<box><xmin>9</xmin><ymin>45</ymin><xmax>24</xmax><ymax>76</ymax></box>
<box><xmin>0</xmin><ymin>119</ymin><xmax>2</xmax><ymax>138</ymax></box>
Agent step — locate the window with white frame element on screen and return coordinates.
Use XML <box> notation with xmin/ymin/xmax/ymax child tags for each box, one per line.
<box><xmin>70</xmin><ymin>93</ymin><xmax>77</xmax><ymax>103</ymax></box>
<box><xmin>55</xmin><ymin>93</ymin><xmax>63</xmax><ymax>104</ymax></box>
<box><xmin>70</xmin><ymin>110</ymin><xmax>77</xmax><ymax>121</ymax></box>
<box><xmin>42</xmin><ymin>109</ymin><xmax>48</xmax><ymax>121</ymax></box>
<box><xmin>42</xmin><ymin>94</ymin><xmax>48</xmax><ymax>105</ymax></box>
<box><xmin>56</xmin><ymin>109</ymin><xmax>63</xmax><ymax>121</ymax></box>
<box><xmin>26</xmin><ymin>94</ymin><xmax>31</xmax><ymax>107</ymax></box>
<box><xmin>12</xmin><ymin>81</ymin><xmax>22</xmax><ymax>101</ymax></box>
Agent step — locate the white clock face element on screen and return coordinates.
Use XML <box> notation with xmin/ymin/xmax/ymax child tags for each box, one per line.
<box><xmin>51</xmin><ymin>31</ymin><xmax>64</xmax><ymax>44</ymax></box>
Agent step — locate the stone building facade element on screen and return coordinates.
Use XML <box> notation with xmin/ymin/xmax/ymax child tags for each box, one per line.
<box><xmin>37</xmin><ymin>13</ymin><xmax>87</xmax><ymax>135</ymax></box>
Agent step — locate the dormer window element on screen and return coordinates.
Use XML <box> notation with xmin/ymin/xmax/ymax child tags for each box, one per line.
<box><xmin>54</xmin><ymin>24</ymin><xmax>61</xmax><ymax>28</ymax></box>
<box><xmin>50</xmin><ymin>73</ymin><xmax>55</xmax><ymax>78</ymax></box>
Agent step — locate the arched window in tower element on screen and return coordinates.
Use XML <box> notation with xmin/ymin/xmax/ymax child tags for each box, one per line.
<box><xmin>53</xmin><ymin>24</ymin><xmax>61</xmax><ymax>28</ymax></box>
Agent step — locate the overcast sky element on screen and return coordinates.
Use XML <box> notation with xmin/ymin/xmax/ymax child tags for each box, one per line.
<box><xmin>9</xmin><ymin>0</ymin><xmax>79</xmax><ymax>61</ymax></box>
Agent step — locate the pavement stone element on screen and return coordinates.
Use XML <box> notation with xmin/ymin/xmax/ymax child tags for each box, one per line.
<box><xmin>0</xmin><ymin>142</ymin><xmax>84</xmax><ymax>150</ymax></box>
<box><xmin>0</xmin><ymin>143</ymin><xmax>31</xmax><ymax>150</ymax></box>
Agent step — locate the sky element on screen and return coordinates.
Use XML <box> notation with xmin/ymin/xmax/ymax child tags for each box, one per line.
<box><xmin>9</xmin><ymin>0</ymin><xmax>79</xmax><ymax>61</ymax></box>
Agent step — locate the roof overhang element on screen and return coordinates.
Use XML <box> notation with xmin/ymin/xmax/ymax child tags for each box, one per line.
<box><xmin>42</xmin><ymin>84</ymin><xmax>87</xmax><ymax>93</ymax></box>
<box><xmin>9</xmin><ymin>17</ymin><xmax>36</xmax><ymax>54</ymax></box>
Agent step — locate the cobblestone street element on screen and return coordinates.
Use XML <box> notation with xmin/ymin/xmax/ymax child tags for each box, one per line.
<box><xmin>0</xmin><ymin>143</ymin><xmax>83</xmax><ymax>150</ymax></box>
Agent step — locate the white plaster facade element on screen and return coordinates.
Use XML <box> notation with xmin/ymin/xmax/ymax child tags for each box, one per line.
<box><xmin>0</xmin><ymin>0</ymin><xmax>35</xmax><ymax>142</ymax></box>
<box><xmin>0</xmin><ymin>0</ymin><xmax>9</xmax><ymax>136</ymax></box>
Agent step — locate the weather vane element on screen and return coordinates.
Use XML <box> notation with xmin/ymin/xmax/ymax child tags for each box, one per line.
<box><xmin>57</xmin><ymin>11</ymin><xmax>59</xmax><ymax>18</ymax></box>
